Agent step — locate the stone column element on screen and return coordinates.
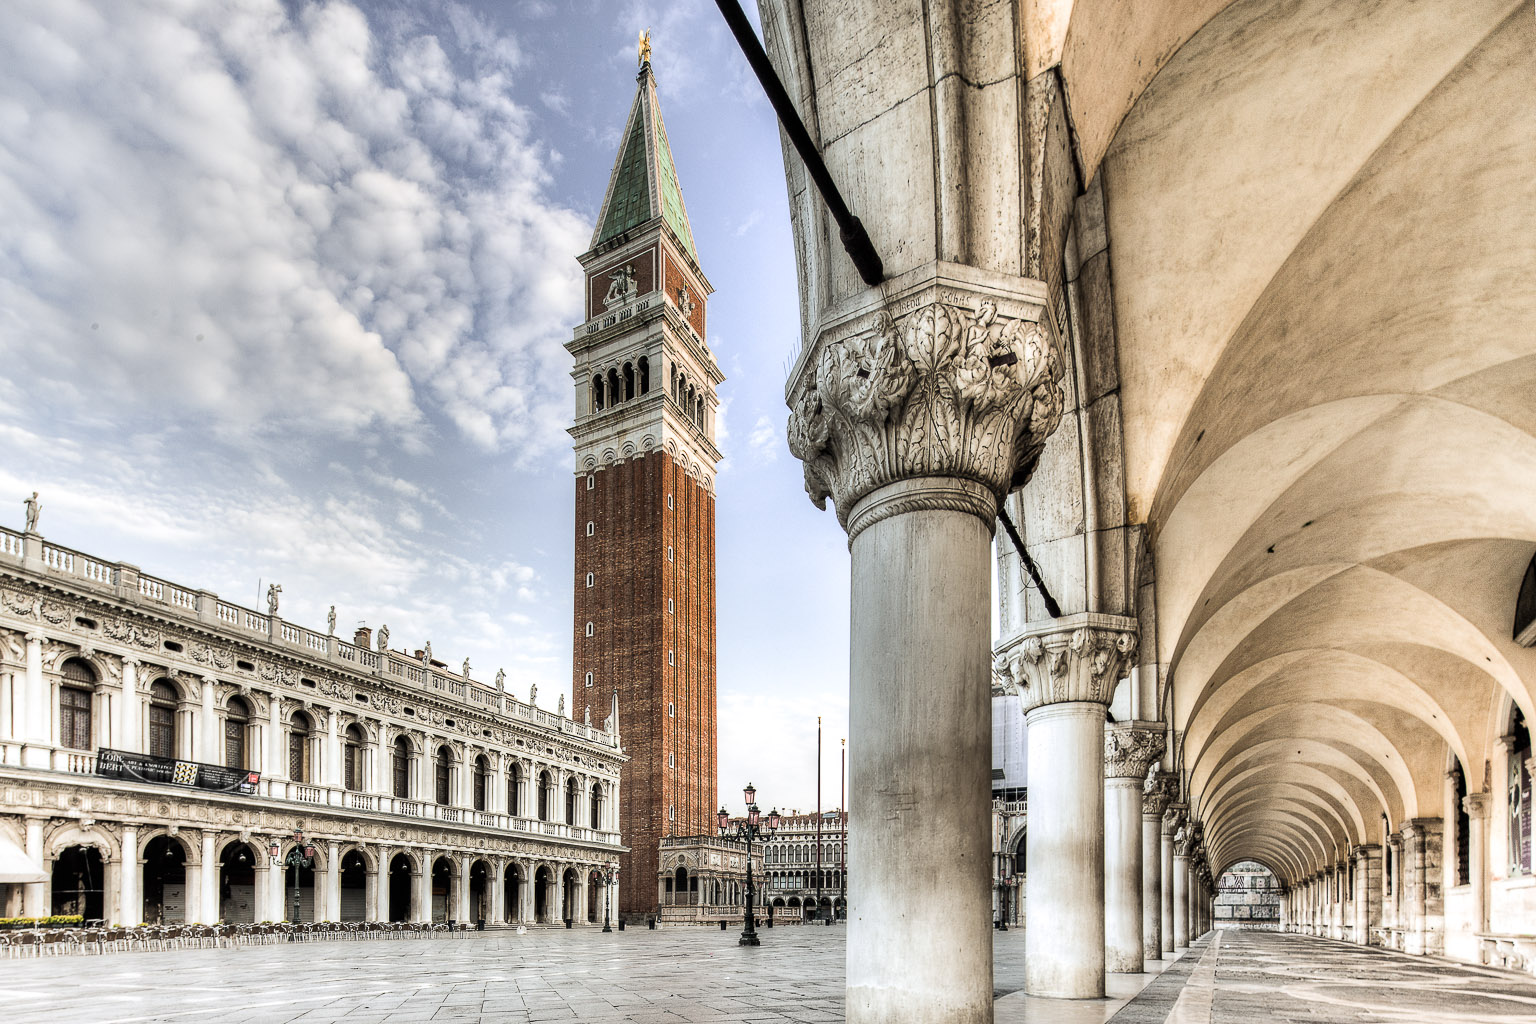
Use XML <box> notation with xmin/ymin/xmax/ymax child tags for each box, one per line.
<box><xmin>1104</xmin><ymin>724</ymin><xmax>1164</xmax><ymax>972</ymax></box>
<box><xmin>1463</xmin><ymin>793</ymin><xmax>1489</xmax><ymax>945</ymax></box>
<box><xmin>1143</xmin><ymin>773</ymin><xmax>1175</xmax><ymax>960</ymax></box>
<box><xmin>324</xmin><ymin>712</ymin><xmax>341</xmax><ymax>791</ymax></box>
<box><xmin>1172</xmin><ymin>839</ymin><xmax>1190</xmax><ymax>949</ymax></box>
<box><xmin>997</xmin><ymin>618</ymin><xmax>1138</xmax><ymax>997</ymax></box>
<box><xmin>117</xmin><ymin>823</ymin><xmax>138</xmax><ymax>925</ymax></box>
<box><xmin>489</xmin><ymin>859</ymin><xmax>504</xmax><ymax>925</ymax></box>
<box><xmin>268</xmin><ymin>852</ymin><xmax>286</xmax><ymax>921</ymax></box>
<box><xmin>1161</xmin><ymin>806</ymin><xmax>1182</xmax><ymax>953</ymax></box>
<box><xmin>783</xmin><ymin>262</ymin><xmax>1066</xmax><ymax>1022</ymax></box>
<box><xmin>23</xmin><ymin>816</ymin><xmax>47</xmax><ymax>917</ymax></box>
<box><xmin>200</xmin><ymin>831</ymin><xmax>217</xmax><ymax>924</ymax></box>
<box><xmin>410</xmin><ymin>865</ymin><xmax>426</xmax><ymax>922</ymax></box>
<box><xmin>22</xmin><ymin>633</ymin><xmax>48</xmax><ymax>768</ymax></box>
<box><xmin>199</xmin><ymin>676</ymin><xmax>217</xmax><ymax>763</ymax></box>
<box><xmin>325</xmin><ymin>842</ymin><xmax>341</xmax><ymax>922</ymax></box>
<box><xmin>119</xmin><ymin>658</ymin><xmax>140</xmax><ymax>754</ymax></box>
<box><xmin>267</xmin><ymin>695</ymin><xmax>285</xmax><ymax>789</ymax></box>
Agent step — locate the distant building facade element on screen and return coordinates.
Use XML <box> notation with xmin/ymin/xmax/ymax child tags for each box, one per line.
<box><xmin>568</xmin><ymin>56</ymin><xmax>722</xmax><ymax>920</ymax></box>
<box><xmin>1215</xmin><ymin>861</ymin><xmax>1282</xmax><ymax>930</ymax></box>
<box><xmin>655</xmin><ymin>833</ymin><xmax>757</xmax><ymax>926</ymax></box>
<box><xmin>763</xmin><ymin>810</ymin><xmax>847</xmax><ymax>921</ymax></box>
<box><xmin>0</xmin><ymin>526</ymin><xmax>624</xmax><ymax>927</ymax></box>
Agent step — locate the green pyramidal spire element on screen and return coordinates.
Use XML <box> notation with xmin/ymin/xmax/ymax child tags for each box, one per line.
<box><xmin>591</xmin><ymin>62</ymin><xmax>698</xmax><ymax>262</ymax></box>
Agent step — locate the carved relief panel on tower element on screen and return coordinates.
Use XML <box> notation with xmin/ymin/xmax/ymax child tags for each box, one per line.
<box><xmin>588</xmin><ymin>248</ymin><xmax>657</xmax><ymax>319</ymax></box>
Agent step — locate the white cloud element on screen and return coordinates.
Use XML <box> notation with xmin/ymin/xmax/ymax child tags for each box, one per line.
<box><xmin>747</xmin><ymin>414</ymin><xmax>780</xmax><ymax>463</ymax></box>
<box><xmin>0</xmin><ymin>0</ymin><xmax>587</xmax><ymax>459</ymax></box>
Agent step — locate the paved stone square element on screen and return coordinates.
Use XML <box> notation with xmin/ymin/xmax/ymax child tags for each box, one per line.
<box><xmin>4</xmin><ymin>927</ymin><xmax>1534</xmax><ymax>1024</ymax></box>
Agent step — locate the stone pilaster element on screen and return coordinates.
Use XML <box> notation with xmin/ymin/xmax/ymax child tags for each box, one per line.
<box><xmin>1463</xmin><ymin>793</ymin><xmax>1489</xmax><ymax>940</ymax></box>
<box><xmin>785</xmin><ymin>263</ymin><xmax>1067</xmax><ymax>1024</ymax></box>
<box><xmin>1402</xmin><ymin>818</ymin><xmax>1444</xmax><ymax>956</ymax></box>
<box><xmin>1104</xmin><ymin>724</ymin><xmax>1164</xmax><ymax>972</ymax></box>
<box><xmin>1353</xmin><ymin>844</ymin><xmax>1382</xmax><ymax>945</ymax></box>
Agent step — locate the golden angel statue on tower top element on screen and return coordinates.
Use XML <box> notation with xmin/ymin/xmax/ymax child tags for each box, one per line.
<box><xmin>638</xmin><ymin>29</ymin><xmax>652</xmax><ymax>67</ymax></box>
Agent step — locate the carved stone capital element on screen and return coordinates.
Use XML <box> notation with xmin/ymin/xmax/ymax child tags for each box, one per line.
<box><xmin>1463</xmin><ymin>791</ymin><xmax>1491</xmax><ymax>819</ymax></box>
<box><xmin>1105</xmin><ymin>723</ymin><xmax>1165</xmax><ymax>781</ymax></box>
<box><xmin>1143</xmin><ymin>770</ymin><xmax>1179</xmax><ymax>818</ymax></box>
<box><xmin>786</xmin><ymin>263</ymin><xmax>1065</xmax><ymax>534</ymax></box>
<box><xmin>1163</xmin><ymin>803</ymin><xmax>1187</xmax><ymax>837</ymax></box>
<box><xmin>994</xmin><ymin>613</ymin><xmax>1138</xmax><ymax>713</ymax></box>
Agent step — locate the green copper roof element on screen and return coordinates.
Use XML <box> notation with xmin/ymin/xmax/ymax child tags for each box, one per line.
<box><xmin>592</xmin><ymin>66</ymin><xmax>697</xmax><ymax>262</ymax></box>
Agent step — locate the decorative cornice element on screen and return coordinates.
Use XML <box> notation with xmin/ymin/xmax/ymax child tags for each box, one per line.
<box><xmin>786</xmin><ymin>263</ymin><xmax>1064</xmax><ymax>531</ymax></box>
<box><xmin>1143</xmin><ymin>770</ymin><xmax>1179</xmax><ymax>817</ymax></box>
<box><xmin>1105</xmin><ymin>722</ymin><xmax>1165</xmax><ymax>781</ymax></box>
<box><xmin>994</xmin><ymin>613</ymin><xmax>1138</xmax><ymax>713</ymax></box>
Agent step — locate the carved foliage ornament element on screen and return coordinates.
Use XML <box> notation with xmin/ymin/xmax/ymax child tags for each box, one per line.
<box><xmin>1143</xmin><ymin>771</ymin><xmax>1179</xmax><ymax>818</ymax></box>
<box><xmin>1104</xmin><ymin>726</ymin><xmax>1166</xmax><ymax>781</ymax></box>
<box><xmin>787</xmin><ymin>296</ymin><xmax>1064</xmax><ymax>529</ymax></box>
<box><xmin>995</xmin><ymin>624</ymin><xmax>1137</xmax><ymax>712</ymax></box>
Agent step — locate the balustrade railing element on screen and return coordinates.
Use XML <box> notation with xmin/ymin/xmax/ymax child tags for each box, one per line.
<box><xmin>291</xmin><ymin>784</ymin><xmax>323</xmax><ymax>804</ymax></box>
<box><xmin>42</xmin><ymin>545</ymin><xmax>74</xmax><ymax>573</ymax></box>
<box><xmin>0</xmin><ymin>530</ymin><xmax>627</xmax><ymax>748</ymax></box>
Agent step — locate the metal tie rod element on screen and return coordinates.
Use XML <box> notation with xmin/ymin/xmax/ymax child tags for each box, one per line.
<box><xmin>712</xmin><ymin>0</ymin><xmax>885</xmax><ymax>287</ymax></box>
<box><xmin>997</xmin><ymin>505</ymin><xmax>1063</xmax><ymax>619</ymax></box>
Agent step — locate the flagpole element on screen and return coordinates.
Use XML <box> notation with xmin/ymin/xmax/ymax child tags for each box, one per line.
<box><xmin>816</xmin><ymin>715</ymin><xmax>823</xmax><ymax>921</ymax></box>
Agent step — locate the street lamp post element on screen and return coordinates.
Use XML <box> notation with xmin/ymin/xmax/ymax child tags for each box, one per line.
<box><xmin>601</xmin><ymin>861</ymin><xmax>619</xmax><ymax>933</ymax></box>
<box><xmin>270</xmin><ymin>830</ymin><xmax>316</xmax><ymax>940</ymax></box>
<box><xmin>718</xmin><ymin>782</ymin><xmax>780</xmax><ymax>947</ymax></box>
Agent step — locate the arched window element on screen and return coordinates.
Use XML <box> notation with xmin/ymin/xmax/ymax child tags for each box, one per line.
<box><xmin>508</xmin><ymin>763</ymin><xmax>522</xmax><ymax>816</ymax></box>
<box><xmin>59</xmin><ymin>659</ymin><xmax>95</xmax><ymax>751</ymax></box>
<box><xmin>288</xmin><ymin>711</ymin><xmax>312</xmax><ymax>783</ymax></box>
<box><xmin>473</xmin><ymin>755</ymin><xmax>489</xmax><ymax>812</ymax></box>
<box><xmin>149</xmin><ymin>680</ymin><xmax>178</xmax><ymax>759</ymax></box>
<box><xmin>608</xmin><ymin>368</ymin><xmax>621</xmax><ymax>407</ymax></box>
<box><xmin>623</xmin><ymin>362</ymin><xmax>635</xmax><ymax>401</ymax></box>
<box><xmin>538</xmin><ymin>770</ymin><xmax>553</xmax><ymax>821</ymax></box>
<box><xmin>585</xmin><ymin>671</ymin><xmax>594</xmax><ymax>688</ymax></box>
<box><xmin>590</xmin><ymin>782</ymin><xmax>602</xmax><ymax>829</ymax></box>
<box><xmin>585</xmin><ymin>622</ymin><xmax>593</xmax><ymax>637</ymax></box>
<box><xmin>696</xmin><ymin>396</ymin><xmax>705</xmax><ymax>427</ymax></box>
<box><xmin>392</xmin><ymin>737</ymin><xmax>411</xmax><ymax>799</ymax></box>
<box><xmin>344</xmin><ymin>724</ymin><xmax>364</xmax><ymax>792</ymax></box>
<box><xmin>592</xmin><ymin>375</ymin><xmax>604</xmax><ymax>412</ymax></box>
<box><xmin>565</xmin><ymin>777</ymin><xmax>578</xmax><ymax>826</ymax></box>
<box><xmin>225</xmin><ymin>696</ymin><xmax>250</xmax><ymax>770</ymax></box>
<box><xmin>586</xmin><ymin>572</ymin><xmax>594</xmax><ymax>588</ymax></box>
<box><xmin>435</xmin><ymin>746</ymin><xmax>453</xmax><ymax>806</ymax></box>
<box><xmin>638</xmin><ymin>356</ymin><xmax>650</xmax><ymax>394</ymax></box>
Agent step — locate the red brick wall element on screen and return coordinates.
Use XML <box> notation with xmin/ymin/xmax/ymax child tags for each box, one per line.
<box><xmin>574</xmin><ymin>450</ymin><xmax>717</xmax><ymax>916</ymax></box>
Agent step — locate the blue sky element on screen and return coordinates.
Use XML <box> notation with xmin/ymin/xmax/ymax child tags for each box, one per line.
<box><xmin>0</xmin><ymin>0</ymin><xmax>853</xmax><ymax>815</ymax></box>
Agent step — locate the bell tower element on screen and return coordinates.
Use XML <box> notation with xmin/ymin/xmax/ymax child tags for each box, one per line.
<box><xmin>569</xmin><ymin>56</ymin><xmax>722</xmax><ymax>919</ymax></box>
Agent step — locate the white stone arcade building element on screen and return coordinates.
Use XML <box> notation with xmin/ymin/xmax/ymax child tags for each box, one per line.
<box><xmin>756</xmin><ymin>0</ymin><xmax>1535</xmax><ymax>1020</ymax></box>
<box><xmin>0</xmin><ymin>525</ymin><xmax>625</xmax><ymax>927</ymax></box>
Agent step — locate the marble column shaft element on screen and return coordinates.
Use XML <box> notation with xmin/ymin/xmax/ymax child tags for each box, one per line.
<box><xmin>1104</xmin><ymin>724</ymin><xmax>1164</xmax><ymax>973</ymax></box>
